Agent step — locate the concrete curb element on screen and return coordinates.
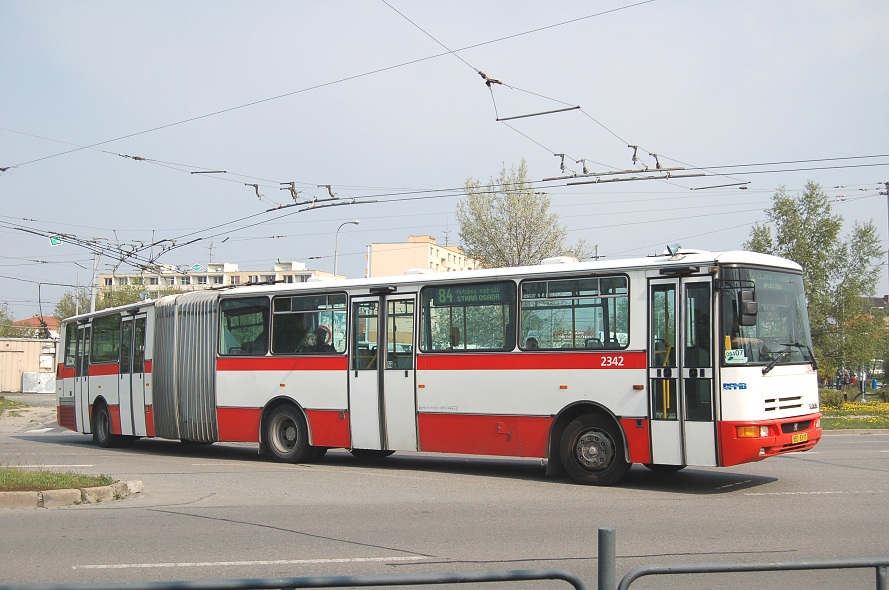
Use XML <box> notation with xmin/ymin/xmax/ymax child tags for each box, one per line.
<box><xmin>0</xmin><ymin>480</ymin><xmax>143</xmax><ymax>509</ymax></box>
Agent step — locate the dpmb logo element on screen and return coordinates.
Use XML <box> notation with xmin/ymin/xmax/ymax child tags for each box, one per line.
<box><xmin>723</xmin><ymin>382</ymin><xmax>748</xmax><ymax>390</ymax></box>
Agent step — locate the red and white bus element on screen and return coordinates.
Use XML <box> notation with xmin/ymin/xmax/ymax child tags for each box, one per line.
<box><xmin>56</xmin><ymin>248</ymin><xmax>822</xmax><ymax>485</ymax></box>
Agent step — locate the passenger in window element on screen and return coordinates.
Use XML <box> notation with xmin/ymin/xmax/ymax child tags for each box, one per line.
<box><xmin>311</xmin><ymin>326</ymin><xmax>336</xmax><ymax>353</ymax></box>
<box><xmin>525</xmin><ymin>333</ymin><xmax>540</xmax><ymax>349</ymax></box>
<box><xmin>449</xmin><ymin>327</ymin><xmax>461</xmax><ymax>350</ymax></box>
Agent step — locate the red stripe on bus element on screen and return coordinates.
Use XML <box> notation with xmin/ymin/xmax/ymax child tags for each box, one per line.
<box><xmin>216</xmin><ymin>407</ymin><xmax>351</xmax><ymax>448</ymax></box>
<box><xmin>109</xmin><ymin>405</ymin><xmax>122</xmax><ymax>435</ymax></box>
<box><xmin>144</xmin><ymin>359</ymin><xmax>152</xmax><ymax>373</ymax></box>
<box><xmin>417</xmin><ymin>351</ymin><xmax>646</xmax><ymax>371</ymax></box>
<box><xmin>305</xmin><ymin>409</ymin><xmax>351</xmax><ymax>448</ymax></box>
<box><xmin>89</xmin><ymin>363</ymin><xmax>120</xmax><ymax>377</ymax></box>
<box><xmin>216</xmin><ymin>356</ymin><xmax>348</xmax><ymax>372</ymax></box>
<box><xmin>718</xmin><ymin>414</ymin><xmax>822</xmax><ymax>467</ymax></box>
<box><xmin>417</xmin><ymin>413</ymin><xmax>551</xmax><ymax>458</ymax></box>
<box><xmin>57</xmin><ymin>364</ymin><xmax>75</xmax><ymax>379</ymax></box>
<box><xmin>57</xmin><ymin>405</ymin><xmax>77</xmax><ymax>431</ymax></box>
<box><xmin>620</xmin><ymin>417</ymin><xmax>651</xmax><ymax>464</ymax></box>
<box><xmin>145</xmin><ymin>405</ymin><xmax>155</xmax><ymax>437</ymax></box>
<box><xmin>217</xmin><ymin>407</ymin><xmax>262</xmax><ymax>442</ymax></box>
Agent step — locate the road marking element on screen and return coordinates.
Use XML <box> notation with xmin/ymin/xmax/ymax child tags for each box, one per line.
<box><xmin>25</xmin><ymin>427</ymin><xmax>54</xmax><ymax>433</ymax></box>
<box><xmin>745</xmin><ymin>490</ymin><xmax>885</xmax><ymax>496</ymax></box>
<box><xmin>17</xmin><ymin>464</ymin><xmax>94</xmax><ymax>468</ymax></box>
<box><xmin>76</xmin><ymin>556</ymin><xmax>427</xmax><ymax>570</ymax></box>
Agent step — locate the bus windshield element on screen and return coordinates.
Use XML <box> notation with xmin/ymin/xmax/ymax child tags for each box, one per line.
<box><xmin>720</xmin><ymin>267</ymin><xmax>815</xmax><ymax>368</ymax></box>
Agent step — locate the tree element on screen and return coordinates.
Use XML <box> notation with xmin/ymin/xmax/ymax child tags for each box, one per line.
<box><xmin>0</xmin><ymin>302</ymin><xmax>19</xmax><ymax>337</ymax></box>
<box><xmin>54</xmin><ymin>288</ymin><xmax>92</xmax><ymax>320</ymax></box>
<box><xmin>54</xmin><ymin>285</ymin><xmax>186</xmax><ymax>320</ymax></box>
<box><xmin>457</xmin><ymin>160</ymin><xmax>591</xmax><ymax>268</ymax></box>
<box><xmin>744</xmin><ymin>181</ymin><xmax>883</xmax><ymax>379</ymax></box>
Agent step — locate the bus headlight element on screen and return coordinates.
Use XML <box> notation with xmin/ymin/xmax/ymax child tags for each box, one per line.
<box><xmin>737</xmin><ymin>426</ymin><xmax>770</xmax><ymax>438</ymax></box>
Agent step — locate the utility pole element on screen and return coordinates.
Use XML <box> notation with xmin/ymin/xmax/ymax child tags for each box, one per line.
<box><xmin>884</xmin><ymin>182</ymin><xmax>888</xmax><ymax>294</ymax></box>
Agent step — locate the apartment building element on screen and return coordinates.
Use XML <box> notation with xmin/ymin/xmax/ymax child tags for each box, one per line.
<box><xmin>367</xmin><ymin>235</ymin><xmax>478</xmax><ymax>278</ymax></box>
<box><xmin>98</xmin><ymin>261</ymin><xmax>337</xmax><ymax>296</ymax></box>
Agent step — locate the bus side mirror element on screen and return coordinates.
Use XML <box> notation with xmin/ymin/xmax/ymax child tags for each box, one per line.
<box><xmin>739</xmin><ymin>289</ymin><xmax>758</xmax><ymax>326</ymax></box>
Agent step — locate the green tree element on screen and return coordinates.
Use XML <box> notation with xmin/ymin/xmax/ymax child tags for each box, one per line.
<box><xmin>744</xmin><ymin>181</ymin><xmax>883</xmax><ymax>379</ymax></box>
<box><xmin>0</xmin><ymin>302</ymin><xmax>19</xmax><ymax>337</ymax></box>
<box><xmin>54</xmin><ymin>288</ymin><xmax>92</xmax><ymax>320</ymax></box>
<box><xmin>54</xmin><ymin>285</ymin><xmax>186</xmax><ymax>320</ymax></box>
<box><xmin>457</xmin><ymin>160</ymin><xmax>590</xmax><ymax>268</ymax></box>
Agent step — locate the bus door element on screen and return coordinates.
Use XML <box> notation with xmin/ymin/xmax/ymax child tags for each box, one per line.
<box><xmin>119</xmin><ymin>315</ymin><xmax>148</xmax><ymax>437</ymax></box>
<box><xmin>348</xmin><ymin>294</ymin><xmax>418</xmax><ymax>451</ymax></box>
<box><xmin>74</xmin><ymin>324</ymin><xmax>91</xmax><ymax>431</ymax></box>
<box><xmin>648</xmin><ymin>277</ymin><xmax>717</xmax><ymax>466</ymax></box>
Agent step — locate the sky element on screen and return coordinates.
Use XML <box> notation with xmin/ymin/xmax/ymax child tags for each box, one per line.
<box><xmin>2</xmin><ymin>0</ymin><xmax>888</xmax><ymax>320</ymax></box>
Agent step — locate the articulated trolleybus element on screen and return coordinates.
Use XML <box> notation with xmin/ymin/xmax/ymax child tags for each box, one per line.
<box><xmin>56</xmin><ymin>248</ymin><xmax>821</xmax><ymax>485</ymax></box>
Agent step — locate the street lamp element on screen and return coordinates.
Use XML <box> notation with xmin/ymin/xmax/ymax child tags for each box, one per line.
<box><xmin>334</xmin><ymin>220</ymin><xmax>360</xmax><ymax>277</ymax></box>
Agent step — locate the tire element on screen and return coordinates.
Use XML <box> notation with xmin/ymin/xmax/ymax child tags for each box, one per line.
<box><xmin>92</xmin><ymin>403</ymin><xmax>117</xmax><ymax>448</ymax></box>
<box><xmin>643</xmin><ymin>463</ymin><xmax>686</xmax><ymax>473</ymax></box>
<box><xmin>350</xmin><ymin>449</ymin><xmax>395</xmax><ymax>460</ymax></box>
<box><xmin>265</xmin><ymin>405</ymin><xmax>310</xmax><ymax>462</ymax></box>
<box><xmin>559</xmin><ymin>414</ymin><xmax>631</xmax><ymax>486</ymax></box>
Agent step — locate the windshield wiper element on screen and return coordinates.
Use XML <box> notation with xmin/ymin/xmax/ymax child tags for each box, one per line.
<box><xmin>762</xmin><ymin>342</ymin><xmax>818</xmax><ymax>375</ymax></box>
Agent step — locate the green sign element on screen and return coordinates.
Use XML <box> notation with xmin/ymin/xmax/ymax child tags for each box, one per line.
<box><xmin>49</xmin><ymin>235</ymin><xmax>62</xmax><ymax>246</ymax></box>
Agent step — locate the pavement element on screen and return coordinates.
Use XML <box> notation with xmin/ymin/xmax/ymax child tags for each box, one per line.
<box><xmin>0</xmin><ymin>393</ymin><xmax>144</xmax><ymax>509</ymax></box>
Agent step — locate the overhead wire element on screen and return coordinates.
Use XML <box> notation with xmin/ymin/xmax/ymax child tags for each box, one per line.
<box><xmin>5</xmin><ymin>1</ymin><xmax>658</xmax><ymax>171</ymax></box>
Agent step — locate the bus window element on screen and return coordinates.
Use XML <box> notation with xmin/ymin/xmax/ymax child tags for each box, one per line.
<box><xmin>520</xmin><ymin>275</ymin><xmax>629</xmax><ymax>350</ymax></box>
<box><xmin>419</xmin><ymin>281</ymin><xmax>516</xmax><ymax>352</ymax></box>
<box><xmin>271</xmin><ymin>293</ymin><xmax>346</xmax><ymax>354</ymax></box>
<box><xmin>90</xmin><ymin>315</ymin><xmax>121</xmax><ymax>363</ymax></box>
<box><xmin>219</xmin><ymin>297</ymin><xmax>270</xmax><ymax>355</ymax></box>
<box><xmin>63</xmin><ymin>324</ymin><xmax>77</xmax><ymax>366</ymax></box>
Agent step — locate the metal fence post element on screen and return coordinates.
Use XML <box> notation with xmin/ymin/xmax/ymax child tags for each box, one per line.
<box><xmin>598</xmin><ymin>528</ymin><xmax>616</xmax><ymax>590</ymax></box>
<box><xmin>877</xmin><ymin>565</ymin><xmax>886</xmax><ymax>590</ymax></box>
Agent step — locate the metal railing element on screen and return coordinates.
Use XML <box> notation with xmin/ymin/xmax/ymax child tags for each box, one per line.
<box><xmin>616</xmin><ymin>557</ymin><xmax>889</xmax><ymax>590</ymax></box>
<box><xmin>595</xmin><ymin>528</ymin><xmax>889</xmax><ymax>590</ymax></box>
<box><xmin>4</xmin><ymin>529</ymin><xmax>887</xmax><ymax>590</ymax></box>
<box><xmin>0</xmin><ymin>569</ymin><xmax>586</xmax><ymax>590</ymax></box>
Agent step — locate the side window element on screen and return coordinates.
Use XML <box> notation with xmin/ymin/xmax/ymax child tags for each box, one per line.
<box><xmin>63</xmin><ymin>324</ymin><xmax>77</xmax><ymax>366</ymax></box>
<box><xmin>419</xmin><ymin>282</ymin><xmax>516</xmax><ymax>352</ymax></box>
<box><xmin>90</xmin><ymin>315</ymin><xmax>121</xmax><ymax>363</ymax></box>
<box><xmin>271</xmin><ymin>293</ymin><xmax>347</xmax><ymax>354</ymax></box>
<box><xmin>219</xmin><ymin>297</ymin><xmax>270</xmax><ymax>356</ymax></box>
<box><xmin>520</xmin><ymin>276</ymin><xmax>629</xmax><ymax>350</ymax></box>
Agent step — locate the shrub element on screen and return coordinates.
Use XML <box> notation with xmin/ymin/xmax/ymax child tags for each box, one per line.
<box><xmin>819</xmin><ymin>388</ymin><xmax>844</xmax><ymax>409</ymax></box>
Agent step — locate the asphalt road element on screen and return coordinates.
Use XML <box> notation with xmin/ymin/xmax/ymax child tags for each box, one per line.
<box><xmin>1</xmin><ymin>405</ymin><xmax>887</xmax><ymax>589</ymax></box>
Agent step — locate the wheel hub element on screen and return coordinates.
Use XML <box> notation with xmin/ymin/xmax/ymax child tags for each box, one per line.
<box><xmin>575</xmin><ymin>430</ymin><xmax>613</xmax><ymax>470</ymax></box>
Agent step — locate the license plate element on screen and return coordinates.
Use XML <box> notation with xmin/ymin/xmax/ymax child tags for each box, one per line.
<box><xmin>791</xmin><ymin>432</ymin><xmax>808</xmax><ymax>444</ymax></box>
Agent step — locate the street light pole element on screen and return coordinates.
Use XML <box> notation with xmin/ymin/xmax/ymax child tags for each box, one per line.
<box><xmin>334</xmin><ymin>220</ymin><xmax>360</xmax><ymax>277</ymax></box>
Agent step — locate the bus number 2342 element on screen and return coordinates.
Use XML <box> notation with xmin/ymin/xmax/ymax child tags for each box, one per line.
<box><xmin>600</xmin><ymin>356</ymin><xmax>625</xmax><ymax>367</ymax></box>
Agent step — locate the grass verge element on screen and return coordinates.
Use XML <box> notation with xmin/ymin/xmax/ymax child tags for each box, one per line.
<box><xmin>0</xmin><ymin>466</ymin><xmax>114</xmax><ymax>492</ymax></box>
<box><xmin>1</xmin><ymin>396</ymin><xmax>115</xmax><ymax>492</ymax></box>
<box><xmin>820</xmin><ymin>400</ymin><xmax>889</xmax><ymax>430</ymax></box>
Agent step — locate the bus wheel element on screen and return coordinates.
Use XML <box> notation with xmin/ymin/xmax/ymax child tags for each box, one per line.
<box><xmin>643</xmin><ymin>463</ymin><xmax>685</xmax><ymax>473</ymax></box>
<box><xmin>92</xmin><ymin>403</ymin><xmax>116</xmax><ymax>448</ymax></box>
<box><xmin>350</xmin><ymin>449</ymin><xmax>395</xmax><ymax>460</ymax></box>
<box><xmin>266</xmin><ymin>406</ymin><xmax>309</xmax><ymax>462</ymax></box>
<box><xmin>559</xmin><ymin>414</ymin><xmax>630</xmax><ymax>486</ymax></box>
